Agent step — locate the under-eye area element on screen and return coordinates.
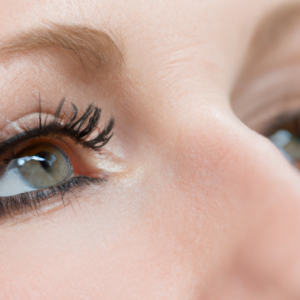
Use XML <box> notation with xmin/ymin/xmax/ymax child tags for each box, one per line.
<box><xmin>0</xmin><ymin>98</ymin><xmax>114</xmax><ymax>219</ymax></box>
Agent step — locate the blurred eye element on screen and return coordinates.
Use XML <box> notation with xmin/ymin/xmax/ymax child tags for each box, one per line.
<box><xmin>0</xmin><ymin>143</ymin><xmax>73</xmax><ymax>196</ymax></box>
<box><xmin>269</xmin><ymin>117</ymin><xmax>300</xmax><ymax>170</ymax></box>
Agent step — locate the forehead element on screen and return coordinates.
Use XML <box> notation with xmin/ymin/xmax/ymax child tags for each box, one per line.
<box><xmin>0</xmin><ymin>0</ymin><xmax>296</xmax><ymax>101</ymax></box>
<box><xmin>0</xmin><ymin>0</ymin><xmax>286</xmax><ymax>53</ymax></box>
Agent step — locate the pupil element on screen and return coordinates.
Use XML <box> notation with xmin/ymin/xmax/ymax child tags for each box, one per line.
<box><xmin>36</xmin><ymin>151</ymin><xmax>57</xmax><ymax>171</ymax></box>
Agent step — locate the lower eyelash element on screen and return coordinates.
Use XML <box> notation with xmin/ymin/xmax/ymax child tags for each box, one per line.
<box><xmin>0</xmin><ymin>175</ymin><xmax>106</xmax><ymax>218</ymax></box>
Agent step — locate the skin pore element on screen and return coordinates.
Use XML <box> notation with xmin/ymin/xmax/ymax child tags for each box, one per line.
<box><xmin>1</xmin><ymin>0</ymin><xmax>300</xmax><ymax>299</ymax></box>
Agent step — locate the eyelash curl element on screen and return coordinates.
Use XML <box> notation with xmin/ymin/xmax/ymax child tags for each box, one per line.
<box><xmin>0</xmin><ymin>98</ymin><xmax>114</xmax><ymax>218</ymax></box>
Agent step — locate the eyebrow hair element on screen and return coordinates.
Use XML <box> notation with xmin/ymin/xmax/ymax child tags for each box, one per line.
<box><xmin>0</xmin><ymin>23</ymin><xmax>122</xmax><ymax>71</ymax></box>
<box><xmin>250</xmin><ymin>3</ymin><xmax>300</xmax><ymax>57</ymax></box>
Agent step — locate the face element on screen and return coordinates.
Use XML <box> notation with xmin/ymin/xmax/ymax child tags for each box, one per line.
<box><xmin>1</xmin><ymin>0</ymin><xmax>300</xmax><ymax>299</ymax></box>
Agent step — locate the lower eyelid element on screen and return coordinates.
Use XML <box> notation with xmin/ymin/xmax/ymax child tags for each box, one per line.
<box><xmin>0</xmin><ymin>175</ymin><xmax>106</xmax><ymax>222</ymax></box>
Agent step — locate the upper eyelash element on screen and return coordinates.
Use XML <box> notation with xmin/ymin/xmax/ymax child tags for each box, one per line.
<box><xmin>0</xmin><ymin>98</ymin><xmax>115</xmax><ymax>156</ymax></box>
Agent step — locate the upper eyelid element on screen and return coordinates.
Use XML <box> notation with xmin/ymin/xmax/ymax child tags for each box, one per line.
<box><xmin>0</xmin><ymin>99</ymin><xmax>115</xmax><ymax>156</ymax></box>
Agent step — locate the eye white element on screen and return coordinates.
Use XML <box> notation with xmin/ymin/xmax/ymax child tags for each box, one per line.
<box><xmin>0</xmin><ymin>161</ymin><xmax>37</xmax><ymax>197</ymax></box>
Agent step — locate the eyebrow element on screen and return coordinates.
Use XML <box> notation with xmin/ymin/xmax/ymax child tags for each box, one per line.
<box><xmin>0</xmin><ymin>23</ymin><xmax>122</xmax><ymax>71</ymax></box>
<box><xmin>250</xmin><ymin>3</ymin><xmax>300</xmax><ymax>57</ymax></box>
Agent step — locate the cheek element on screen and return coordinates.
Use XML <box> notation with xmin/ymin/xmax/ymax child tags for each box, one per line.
<box><xmin>0</xmin><ymin>178</ymin><xmax>206</xmax><ymax>300</ymax></box>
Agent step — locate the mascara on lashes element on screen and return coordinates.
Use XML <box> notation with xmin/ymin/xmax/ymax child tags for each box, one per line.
<box><xmin>0</xmin><ymin>98</ymin><xmax>115</xmax><ymax>156</ymax></box>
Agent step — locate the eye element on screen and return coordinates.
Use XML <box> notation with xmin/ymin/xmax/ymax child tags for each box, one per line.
<box><xmin>269</xmin><ymin>117</ymin><xmax>300</xmax><ymax>170</ymax></box>
<box><xmin>0</xmin><ymin>99</ymin><xmax>115</xmax><ymax>219</ymax></box>
<box><xmin>0</xmin><ymin>143</ymin><xmax>73</xmax><ymax>196</ymax></box>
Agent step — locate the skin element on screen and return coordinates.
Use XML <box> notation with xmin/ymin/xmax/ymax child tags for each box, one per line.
<box><xmin>1</xmin><ymin>0</ymin><xmax>300</xmax><ymax>299</ymax></box>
